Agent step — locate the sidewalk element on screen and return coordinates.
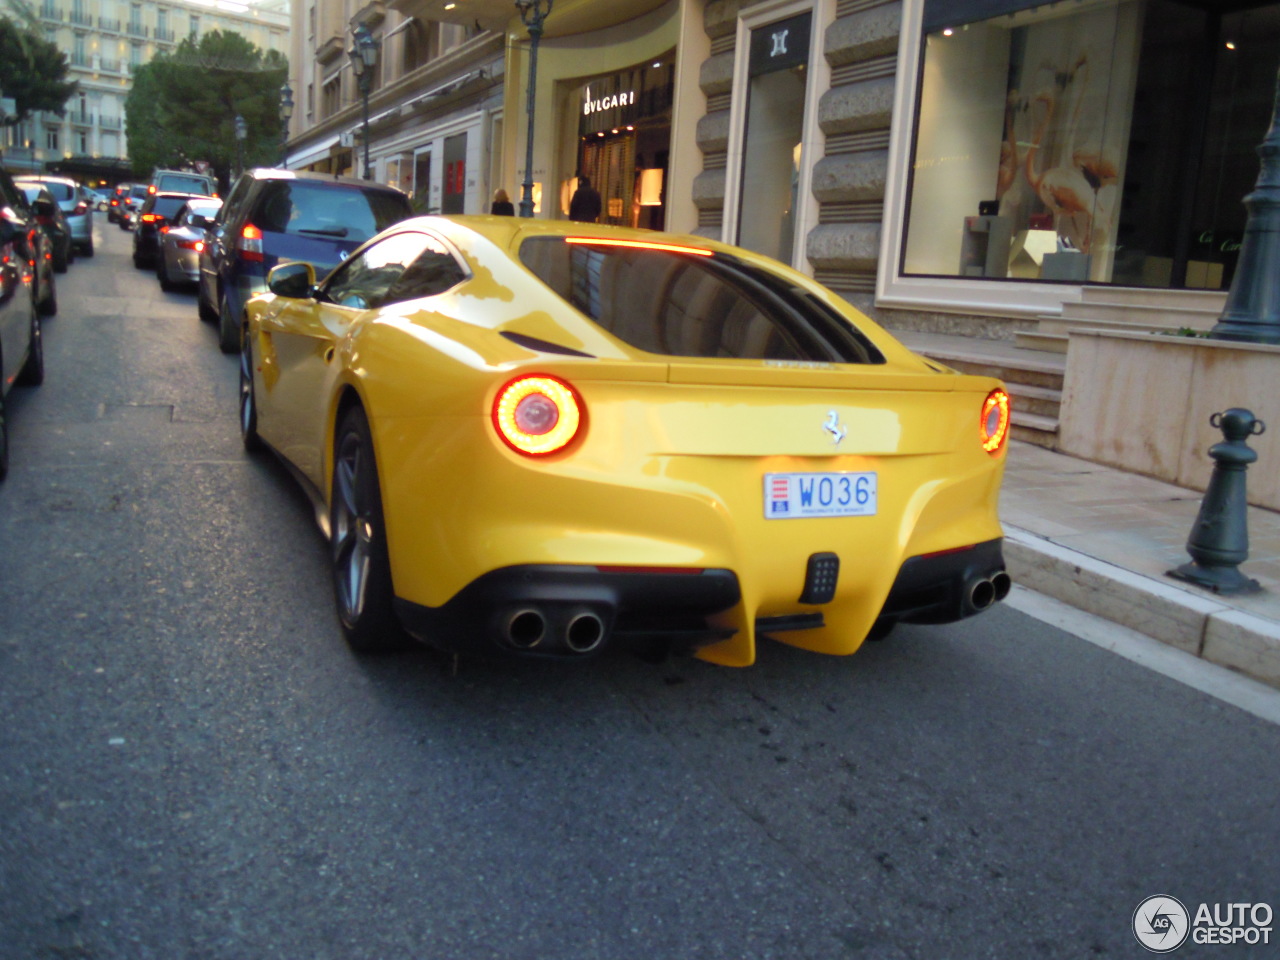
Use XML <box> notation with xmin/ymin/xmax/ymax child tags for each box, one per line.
<box><xmin>999</xmin><ymin>440</ymin><xmax>1280</xmax><ymax>690</ymax></box>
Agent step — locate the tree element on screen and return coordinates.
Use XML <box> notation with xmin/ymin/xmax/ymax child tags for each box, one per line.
<box><xmin>0</xmin><ymin>14</ymin><xmax>78</xmax><ymax>124</ymax></box>
<box><xmin>125</xmin><ymin>31</ymin><xmax>288</xmax><ymax>189</ymax></box>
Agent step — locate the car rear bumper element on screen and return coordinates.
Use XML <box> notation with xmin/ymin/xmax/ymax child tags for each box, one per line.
<box><xmin>394</xmin><ymin>565</ymin><xmax>742</xmax><ymax>658</ymax></box>
<box><xmin>391</xmin><ymin>538</ymin><xmax>1008</xmax><ymax>661</ymax></box>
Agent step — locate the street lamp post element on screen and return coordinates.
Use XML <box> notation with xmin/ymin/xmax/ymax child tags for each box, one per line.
<box><xmin>279</xmin><ymin>82</ymin><xmax>294</xmax><ymax>168</ymax></box>
<box><xmin>349</xmin><ymin>25</ymin><xmax>380</xmax><ymax>180</ymax></box>
<box><xmin>515</xmin><ymin>0</ymin><xmax>552</xmax><ymax>218</ymax></box>
<box><xmin>234</xmin><ymin>114</ymin><xmax>246</xmax><ymax>178</ymax></box>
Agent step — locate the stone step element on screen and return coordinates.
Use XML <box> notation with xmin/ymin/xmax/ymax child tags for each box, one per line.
<box><xmin>928</xmin><ymin>352</ymin><xmax>1066</xmax><ymax>391</ymax></box>
<box><xmin>1010</xmin><ymin>410</ymin><xmax>1059</xmax><ymax>449</ymax></box>
<box><xmin>1078</xmin><ymin>286</ymin><xmax>1228</xmax><ymax>311</ymax></box>
<box><xmin>1015</xmin><ymin>330</ymin><xmax>1069</xmax><ymax>353</ymax></box>
<box><xmin>1051</xmin><ymin>301</ymin><xmax>1219</xmax><ymax>329</ymax></box>
<box><xmin>1010</xmin><ymin>382</ymin><xmax>1062</xmax><ymax>419</ymax></box>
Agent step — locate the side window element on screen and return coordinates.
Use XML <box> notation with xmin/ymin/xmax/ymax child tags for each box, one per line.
<box><xmin>323</xmin><ymin>232</ymin><xmax>460</xmax><ymax>310</ymax></box>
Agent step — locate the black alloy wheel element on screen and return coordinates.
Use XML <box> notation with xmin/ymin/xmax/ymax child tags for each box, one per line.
<box><xmin>330</xmin><ymin>405</ymin><xmax>405</xmax><ymax>653</ymax></box>
<box><xmin>238</xmin><ymin>326</ymin><xmax>262</xmax><ymax>451</ymax></box>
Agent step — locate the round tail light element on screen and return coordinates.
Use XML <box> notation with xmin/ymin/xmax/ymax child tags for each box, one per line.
<box><xmin>980</xmin><ymin>389</ymin><xmax>1011</xmax><ymax>454</ymax></box>
<box><xmin>493</xmin><ymin>375</ymin><xmax>582</xmax><ymax>456</ymax></box>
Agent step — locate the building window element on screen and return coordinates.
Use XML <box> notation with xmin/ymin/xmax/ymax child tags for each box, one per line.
<box><xmin>321</xmin><ymin>75</ymin><xmax>340</xmax><ymax>117</ymax></box>
<box><xmin>46</xmin><ymin>127</ymin><xmax>59</xmax><ymax>151</ymax></box>
<box><xmin>901</xmin><ymin>0</ymin><xmax>1280</xmax><ymax>291</ymax></box>
<box><xmin>77</xmin><ymin>130</ymin><xmax>88</xmax><ymax>154</ymax></box>
<box><xmin>189</xmin><ymin>14</ymin><xmax>199</xmax><ymax>37</ymax></box>
<box><xmin>736</xmin><ymin>11</ymin><xmax>811</xmax><ymax>263</ymax></box>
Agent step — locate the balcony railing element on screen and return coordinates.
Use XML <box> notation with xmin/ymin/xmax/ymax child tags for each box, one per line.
<box><xmin>126</xmin><ymin>21</ymin><xmax>148</xmax><ymax>38</ymax></box>
<box><xmin>154</xmin><ymin>26</ymin><xmax>175</xmax><ymax>42</ymax></box>
<box><xmin>39</xmin><ymin>3</ymin><xmax>62</xmax><ymax>21</ymax></box>
<box><xmin>100</xmin><ymin>58</ymin><xmax>121</xmax><ymax>74</ymax></box>
<box><xmin>98</xmin><ymin>16</ymin><xmax>120</xmax><ymax>32</ymax></box>
<box><xmin>70</xmin><ymin>53</ymin><xmax>90</xmax><ymax>68</ymax></box>
<box><xmin>67</xmin><ymin>110</ymin><xmax>93</xmax><ymax>126</ymax></box>
<box><xmin>99</xmin><ymin>115</ymin><xmax>122</xmax><ymax>131</ymax></box>
<box><xmin>69</xmin><ymin>9</ymin><xmax>92</xmax><ymax>25</ymax></box>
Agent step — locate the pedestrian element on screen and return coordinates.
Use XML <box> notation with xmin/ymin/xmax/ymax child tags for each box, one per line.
<box><xmin>568</xmin><ymin>175</ymin><xmax>602</xmax><ymax>223</ymax></box>
<box><xmin>490</xmin><ymin>188</ymin><xmax>515</xmax><ymax>216</ymax></box>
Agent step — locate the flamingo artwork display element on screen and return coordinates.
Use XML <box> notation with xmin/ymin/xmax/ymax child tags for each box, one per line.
<box><xmin>1021</xmin><ymin>53</ymin><xmax>1123</xmax><ymax>256</ymax></box>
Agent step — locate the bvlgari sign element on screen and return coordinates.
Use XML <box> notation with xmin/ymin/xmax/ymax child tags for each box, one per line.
<box><xmin>583</xmin><ymin>86</ymin><xmax>637</xmax><ymax>116</ymax></box>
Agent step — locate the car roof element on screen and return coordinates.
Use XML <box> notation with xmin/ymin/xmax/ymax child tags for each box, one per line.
<box><xmin>244</xmin><ymin>167</ymin><xmax>405</xmax><ymax>194</ymax></box>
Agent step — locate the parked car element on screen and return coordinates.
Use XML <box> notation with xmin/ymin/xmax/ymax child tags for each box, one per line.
<box><xmin>107</xmin><ymin>183</ymin><xmax>130</xmax><ymax>224</ymax></box>
<box><xmin>200</xmin><ymin>168</ymin><xmax>412</xmax><ymax>352</ymax></box>
<box><xmin>118</xmin><ymin>184</ymin><xmax>150</xmax><ymax>230</ymax></box>
<box><xmin>0</xmin><ymin>166</ymin><xmax>52</xmax><ymax>482</ymax></box>
<box><xmin>133</xmin><ymin>190</ymin><xmax>207</xmax><ymax>269</ymax></box>
<box><xmin>88</xmin><ymin>188</ymin><xmax>110</xmax><ymax>211</ymax></box>
<box><xmin>238</xmin><ymin>217</ymin><xmax>1012</xmax><ymax>659</ymax></box>
<box><xmin>16</xmin><ymin>175</ymin><xmax>94</xmax><ymax>257</ymax></box>
<box><xmin>150</xmin><ymin>169</ymin><xmax>216</xmax><ymax>197</ymax></box>
<box><xmin>156</xmin><ymin>197</ymin><xmax>222</xmax><ymax>290</ymax></box>
<box><xmin>16</xmin><ymin>182</ymin><xmax>73</xmax><ymax>273</ymax></box>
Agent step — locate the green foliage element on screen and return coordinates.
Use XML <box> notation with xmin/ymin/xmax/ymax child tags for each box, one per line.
<box><xmin>125</xmin><ymin>30</ymin><xmax>288</xmax><ymax>190</ymax></box>
<box><xmin>0</xmin><ymin>14</ymin><xmax>78</xmax><ymax>123</ymax></box>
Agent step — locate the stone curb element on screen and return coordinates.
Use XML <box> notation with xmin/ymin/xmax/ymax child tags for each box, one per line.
<box><xmin>1003</xmin><ymin>526</ymin><xmax>1280</xmax><ymax>690</ymax></box>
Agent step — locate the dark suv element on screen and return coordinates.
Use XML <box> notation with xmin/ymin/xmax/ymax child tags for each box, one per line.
<box><xmin>198</xmin><ymin>168</ymin><xmax>413</xmax><ymax>352</ymax></box>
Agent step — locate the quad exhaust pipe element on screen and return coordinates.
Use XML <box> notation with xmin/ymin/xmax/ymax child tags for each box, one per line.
<box><xmin>501</xmin><ymin>607</ymin><xmax>607</xmax><ymax>655</ymax></box>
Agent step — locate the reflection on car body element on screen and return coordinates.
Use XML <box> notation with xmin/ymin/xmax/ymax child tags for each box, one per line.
<box><xmin>239</xmin><ymin>217</ymin><xmax>1012</xmax><ymax>665</ymax></box>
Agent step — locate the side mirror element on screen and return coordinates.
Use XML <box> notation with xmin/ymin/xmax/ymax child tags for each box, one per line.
<box><xmin>267</xmin><ymin>261</ymin><xmax>317</xmax><ymax>299</ymax></box>
<box><xmin>33</xmin><ymin>198</ymin><xmax>56</xmax><ymax>218</ymax></box>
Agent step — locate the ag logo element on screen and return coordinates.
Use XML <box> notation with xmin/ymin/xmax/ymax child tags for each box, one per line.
<box><xmin>1133</xmin><ymin>895</ymin><xmax>1190</xmax><ymax>953</ymax></box>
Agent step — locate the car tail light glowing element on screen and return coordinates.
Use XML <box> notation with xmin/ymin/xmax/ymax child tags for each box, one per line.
<box><xmin>239</xmin><ymin>224</ymin><xmax>264</xmax><ymax>262</ymax></box>
<box><xmin>141</xmin><ymin>213</ymin><xmax>162</xmax><ymax>223</ymax></box>
<box><xmin>980</xmin><ymin>389</ymin><xmax>1011</xmax><ymax>454</ymax></box>
<box><xmin>73</xmin><ymin>201</ymin><xmax>88</xmax><ymax>215</ymax></box>
<box><xmin>177</xmin><ymin>238</ymin><xmax>201</xmax><ymax>251</ymax></box>
<box><xmin>148</xmin><ymin>184</ymin><xmax>156</xmax><ymax>194</ymax></box>
<box><xmin>493</xmin><ymin>375</ymin><xmax>582</xmax><ymax>456</ymax></box>
<box><xmin>564</xmin><ymin>236</ymin><xmax>713</xmax><ymax>257</ymax></box>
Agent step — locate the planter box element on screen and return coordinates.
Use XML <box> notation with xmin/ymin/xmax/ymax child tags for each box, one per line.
<box><xmin>1060</xmin><ymin>330</ymin><xmax>1280</xmax><ymax>511</ymax></box>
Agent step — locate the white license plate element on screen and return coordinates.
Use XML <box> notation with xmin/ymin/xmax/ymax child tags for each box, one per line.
<box><xmin>763</xmin><ymin>472</ymin><xmax>877</xmax><ymax>519</ymax></box>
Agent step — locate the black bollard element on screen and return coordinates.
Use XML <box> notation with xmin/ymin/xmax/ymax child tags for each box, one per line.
<box><xmin>1168</xmin><ymin>408</ymin><xmax>1266</xmax><ymax>595</ymax></box>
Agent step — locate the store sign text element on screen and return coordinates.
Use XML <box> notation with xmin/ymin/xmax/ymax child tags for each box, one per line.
<box><xmin>583</xmin><ymin>87</ymin><xmax>636</xmax><ymax>116</ymax></box>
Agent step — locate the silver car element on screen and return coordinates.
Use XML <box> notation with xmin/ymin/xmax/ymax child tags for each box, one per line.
<box><xmin>15</xmin><ymin>175</ymin><xmax>94</xmax><ymax>257</ymax></box>
<box><xmin>157</xmin><ymin>197</ymin><xmax>222</xmax><ymax>290</ymax></box>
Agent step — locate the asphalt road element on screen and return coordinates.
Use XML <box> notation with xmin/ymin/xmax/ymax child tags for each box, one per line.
<box><xmin>1</xmin><ymin>220</ymin><xmax>1278</xmax><ymax>960</ymax></box>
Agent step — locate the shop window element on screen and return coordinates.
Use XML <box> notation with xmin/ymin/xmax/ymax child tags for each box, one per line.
<box><xmin>903</xmin><ymin>0</ymin><xmax>1280</xmax><ymax>290</ymax></box>
<box><xmin>736</xmin><ymin>12</ymin><xmax>811</xmax><ymax>264</ymax></box>
<box><xmin>442</xmin><ymin>133</ymin><xmax>466</xmax><ymax>214</ymax></box>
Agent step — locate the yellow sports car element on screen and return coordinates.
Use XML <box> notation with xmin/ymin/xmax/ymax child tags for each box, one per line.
<box><xmin>239</xmin><ymin>216</ymin><xmax>1011</xmax><ymax>665</ymax></box>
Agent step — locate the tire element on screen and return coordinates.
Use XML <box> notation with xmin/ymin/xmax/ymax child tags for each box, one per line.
<box><xmin>866</xmin><ymin>617</ymin><xmax>897</xmax><ymax>643</ymax></box>
<box><xmin>157</xmin><ymin>257</ymin><xmax>174</xmax><ymax>292</ymax></box>
<box><xmin>217</xmin><ymin>290</ymin><xmax>240</xmax><ymax>353</ymax></box>
<box><xmin>80</xmin><ymin>237</ymin><xmax>94</xmax><ymax>257</ymax></box>
<box><xmin>239</xmin><ymin>326</ymin><xmax>263</xmax><ymax>452</ymax></box>
<box><xmin>0</xmin><ymin>387</ymin><xmax>8</xmax><ymax>483</ymax></box>
<box><xmin>53</xmin><ymin>244</ymin><xmax>68</xmax><ymax>274</ymax></box>
<box><xmin>16</xmin><ymin>314</ymin><xmax>43</xmax><ymax>387</ymax></box>
<box><xmin>36</xmin><ymin>271</ymin><xmax>56</xmax><ymax>318</ymax></box>
<box><xmin>198</xmin><ymin>281</ymin><xmax>218</xmax><ymax>323</ymax></box>
<box><xmin>330</xmin><ymin>405</ymin><xmax>406</xmax><ymax>653</ymax></box>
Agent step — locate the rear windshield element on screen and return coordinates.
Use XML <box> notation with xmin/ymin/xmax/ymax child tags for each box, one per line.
<box><xmin>25</xmin><ymin>181</ymin><xmax>74</xmax><ymax>201</ymax></box>
<box><xmin>156</xmin><ymin>174</ymin><xmax>213</xmax><ymax>194</ymax></box>
<box><xmin>253</xmin><ymin>180</ymin><xmax>411</xmax><ymax>244</ymax></box>
<box><xmin>150</xmin><ymin>196</ymin><xmax>195</xmax><ymax>218</ymax></box>
<box><xmin>518</xmin><ymin>237</ymin><xmax>883</xmax><ymax>364</ymax></box>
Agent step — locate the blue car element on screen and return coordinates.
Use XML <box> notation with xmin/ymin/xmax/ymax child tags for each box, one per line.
<box><xmin>198</xmin><ymin>168</ymin><xmax>413</xmax><ymax>352</ymax></box>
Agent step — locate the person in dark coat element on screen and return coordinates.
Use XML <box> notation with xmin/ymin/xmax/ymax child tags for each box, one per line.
<box><xmin>490</xmin><ymin>189</ymin><xmax>515</xmax><ymax>216</ymax></box>
<box><xmin>568</xmin><ymin>176</ymin><xmax>602</xmax><ymax>223</ymax></box>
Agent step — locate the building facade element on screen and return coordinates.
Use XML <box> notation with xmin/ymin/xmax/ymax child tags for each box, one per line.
<box><xmin>18</xmin><ymin>0</ymin><xmax>288</xmax><ymax>180</ymax></box>
<box><xmin>286</xmin><ymin>0</ymin><xmax>1280</xmax><ymax>337</ymax></box>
